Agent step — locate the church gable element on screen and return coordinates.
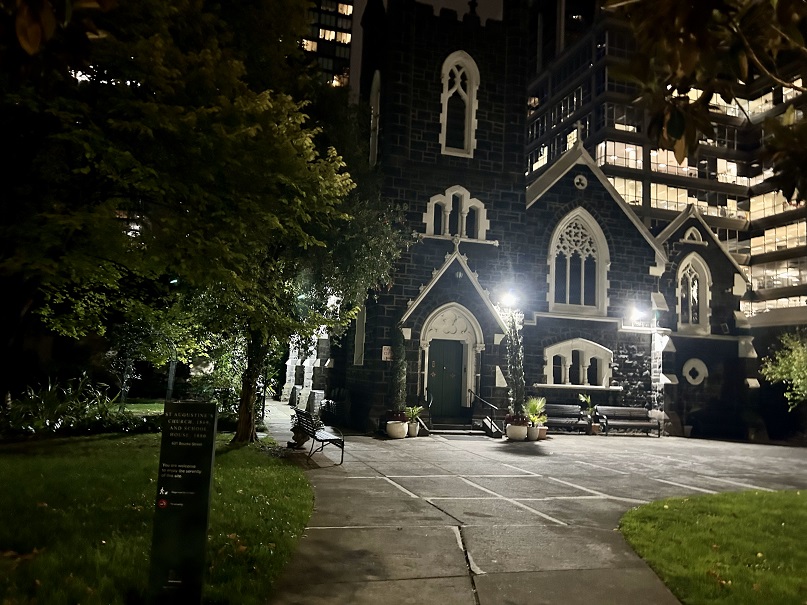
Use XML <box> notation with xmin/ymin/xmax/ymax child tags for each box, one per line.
<box><xmin>524</xmin><ymin>147</ymin><xmax>665</xmax><ymax>319</ymax></box>
<box><xmin>657</xmin><ymin>206</ymin><xmax>747</xmax><ymax>335</ymax></box>
<box><xmin>400</xmin><ymin>252</ymin><xmax>507</xmax><ymax>338</ymax></box>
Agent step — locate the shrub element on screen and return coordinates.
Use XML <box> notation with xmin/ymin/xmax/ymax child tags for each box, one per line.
<box><xmin>0</xmin><ymin>375</ymin><xmax>161</xmax><ymax>438</ymax></box>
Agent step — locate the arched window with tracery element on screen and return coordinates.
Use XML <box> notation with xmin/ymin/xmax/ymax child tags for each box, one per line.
<box><xmin>677</xmin><ymin>253</ymin><xmax>710</xmax><ymax>333</ymax></box>
<box><xmin>439</xmin><ymin>51</ymin><xmax>479</xmax><ymax>158</ymax></box>
<box><xmin>549</xmin><ymin>209</ymin><xmax>609</xmax><ymax>315</ymax></box>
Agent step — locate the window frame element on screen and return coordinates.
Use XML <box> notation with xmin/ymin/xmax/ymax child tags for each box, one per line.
<box><xmin>439</xmin><ymin>51</ymin><xmax>480</xmax><ymax>158</ymax></box>
<box><xmin>548</xmin><ymin>208</ymin><xmax>610</xmax><ymax>316</ymax></box>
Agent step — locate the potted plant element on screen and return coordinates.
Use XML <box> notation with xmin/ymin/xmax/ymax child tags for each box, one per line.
<box><xmin>526</xmin><ymin>396</ymin><xmax>548</xmax><ymax>441</ymax></box>
<box><xmin>504</xmin><ymin>410</ymin><xmax>529</xmax><ymax>440</ymax></box>
<box><xmin>579</xmin><ymin>393</ymin><xmax>598</xmax><ymax>434</ymax></box>
<box><xmin>386</xmin><ymin>325</ymin><xmax>408</xmax><ymax>439</ymax></box>
<box><xmin>405</xmin><ymin>405</ymin><xmax>424</xmax><ymax>437</ymax></box>
<box><xmin>504</xmin><ymin>311</ymin><xmax>529</xmax><ymax>440</ymax></box>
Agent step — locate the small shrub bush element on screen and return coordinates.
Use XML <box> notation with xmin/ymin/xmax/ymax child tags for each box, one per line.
<box><xmin>0</xmin><ymin>375</ymin><xmax>162</xmax><ymax>438</ymax></box>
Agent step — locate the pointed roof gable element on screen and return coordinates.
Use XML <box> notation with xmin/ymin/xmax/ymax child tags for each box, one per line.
<box><xmin>400</xmin><ymin>250</ymin><xmax>508</xmax><ymax>332</ymax></box>
<box><xmin>526</xmin><ymin>142</ymin><xmax>667</xmax><ymax>274</ymax></box>
<box><xmin>656</xmin><ymin>204</ymin><xmax>749</xmax><ymax>282</ymax></box>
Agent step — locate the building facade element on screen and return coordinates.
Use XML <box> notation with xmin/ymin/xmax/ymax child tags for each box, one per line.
<box><xmin>284</xmin><ymin>0</ymin><xmax>805</xmax><ymax>439</ymax></box>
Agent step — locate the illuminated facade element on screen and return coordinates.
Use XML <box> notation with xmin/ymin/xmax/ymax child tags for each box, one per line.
<box><xmin>303</xmin><ymin>0</ymin><xmax>354</xmax><ymax>86</ymax></box>
<box><xmin>526</xmin><ymin>14</ymin><xmax>807</xmax><ymax>326</ymax></box>
<box><xmin>283</xmin><ymin>0</ymin><xmax>804</xmax><ymax>440</ymax></box>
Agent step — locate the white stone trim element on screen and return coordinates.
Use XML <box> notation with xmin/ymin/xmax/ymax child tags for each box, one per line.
<box><xmin>439</xmin><ymin>50</ymin><xmax>479</xmax><ymax>158</ymax></box>
<box><xmin>676</xmin><ymin>252</ymin><xmax>711</xmax><ymax>335</ymax></box>
<box><xmin>421</xmin><ymin>303</ymin><xmax>484</xmax><ymax>408</ymax></box>
<box><xmin>547</xmin><ymin>207</ymin><xmax>610</xmax><ymax>316</ymax></box>
<box><xmin>422</xmin><ymin>185</ymin><xmax>489</xmax><ymax>240</ymax></box>
<box><xmin>543</xmin><ymin>338</ymin><xmax>614</xmax><ymax>387</ymax></box>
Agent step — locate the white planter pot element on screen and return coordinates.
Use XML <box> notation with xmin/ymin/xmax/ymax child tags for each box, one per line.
<box><xmin>527</xmin><ymin>426</ymin><xmax>540</xmax><ymax>441</ymax></box>
<box><xmin>407</xmin><ymin>421</ymin><xmax>420</xmax><ymax>437</ymax></box>
<box><xmin>386</xmin><ymin>421</ymin><xmax>407</xmax><ymax>439</ymax></box>
<box><xmin>506</xmin><ymin>424</ymin><xmax>528</xmax><ymax>441</ymax></box>
<box><xmin>536</xmin><ymin>425</ymin><xmax>548</xmax><ymax>440</ymax></box>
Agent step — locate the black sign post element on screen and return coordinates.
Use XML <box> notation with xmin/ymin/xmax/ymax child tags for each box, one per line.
<box><xmin>148</xmin><ymin>401</ymin><xmax>218</xmax><ymax>604</ymax></box>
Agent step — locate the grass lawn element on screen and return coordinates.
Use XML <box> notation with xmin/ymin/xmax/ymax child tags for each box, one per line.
<box><xmin>0</xmin><ymin>433</ymin><xmax>313</xmax><ymax>604</ymax></box>
<box><xmin>124</xmin><ymin>398</ymin><xmax>167</xmax><ymax>416</ymax></box>
<box><xmin>620</xmin><ymin>490</ymin><xmax>807</xmax><ymax>604</ymax></box>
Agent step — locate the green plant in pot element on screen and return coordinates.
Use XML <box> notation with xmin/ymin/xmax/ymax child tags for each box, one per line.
<box><xmin>579</xmin><ymin>393</ymin><xmax>598</xmax><ymax>434</ymax></box>
<box><xmin>503</xmin><ymin>310</ymin><xmax>529</xmax><ymax>440</ymax></box>
<box><xmin>525</xmin><ymin>396</ymin><xmax>548</xmax><ymax>440</ymax></box>
<box><xmin>405</xmin><ymin>405</ymin><xmax>424</xmax><ymax>437</ymax></box>
<box><xmin>386</xmin><ymin>325</ymin><xmax>408</xmax><ymax>438</ymax></box>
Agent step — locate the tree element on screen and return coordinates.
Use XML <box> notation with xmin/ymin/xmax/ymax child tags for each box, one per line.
<box><xmin>760</xmin><ymin>330</ymin><xmax>807</xmax><ymax>411</ymax></box>
<box><xmin>0</xmin><ymin>0</ymin><xmax>406</xmax><ymax>443</ymax></box>
<box><xmin>503</xmin><ymin>310</ymin><xmax>526</xmax><ymax>416</ymax></box>
<box><xmin>604</xmin><ymin>0</ymin><xmax>807</xmax><ymax>202</ymax></box>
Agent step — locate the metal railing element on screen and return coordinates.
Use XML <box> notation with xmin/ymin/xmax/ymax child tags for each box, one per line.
<box><xmin>468</xmin><ymin>389</ymin><xmax>504</xmax><ymax>433</ymax></box>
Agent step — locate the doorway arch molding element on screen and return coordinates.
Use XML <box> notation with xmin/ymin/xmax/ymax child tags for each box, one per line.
<box><xmin>420</xmin><ymin>303</ymin><xmax>485</xmax><ymax>409</ymax></box>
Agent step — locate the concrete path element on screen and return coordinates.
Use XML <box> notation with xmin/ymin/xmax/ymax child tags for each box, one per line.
<box><xmin>263</xmin><ymin>401</ymin><xmax>807</xmax><ymax>605</ymax></box>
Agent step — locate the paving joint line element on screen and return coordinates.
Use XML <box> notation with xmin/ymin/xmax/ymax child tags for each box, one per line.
<box><xmin>451</xmin><ymin>526</ymin><xmax>483</xmax><ymax>605</ymax></box>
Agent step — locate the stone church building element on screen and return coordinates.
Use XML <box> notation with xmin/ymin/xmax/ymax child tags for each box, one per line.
<box><xmin>283</xmin><ymin>0</ymin><xmax>758</xmax><ymax>436</ymax></box>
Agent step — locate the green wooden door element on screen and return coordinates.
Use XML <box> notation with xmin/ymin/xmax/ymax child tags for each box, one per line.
<box><xmin>429</xmin><ymin>340</ymin><xmax>464</xmax><ymax>417</ymax></box>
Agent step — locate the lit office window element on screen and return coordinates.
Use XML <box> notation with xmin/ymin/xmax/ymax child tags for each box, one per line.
<box><xmin>595</xmin><ymin>140</ymin><xmax>642</xmax><ymax>169</ymax></box>
<box><xmin>650</xmin><ymin>148</ymin><xmax>694</xmax><ymax>177</ymax></box>
<box><xmin>338</xmin><ymin>3</ymin><xmax>353</xmax><ymax>15</ymax></box>
<box><xmin>608</xmin><ymin>177</ymin><xmax>642</xmax><ymax>206</ymax></box>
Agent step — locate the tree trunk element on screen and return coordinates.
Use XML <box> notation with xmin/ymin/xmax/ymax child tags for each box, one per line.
<box><xmin>232</xmin><ymin>329</ymin><xmax>269</xmax><ymax>443</ymax></box>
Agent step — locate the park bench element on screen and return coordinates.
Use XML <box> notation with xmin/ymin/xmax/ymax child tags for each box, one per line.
<box><xmin>545</xmin><ymin>403</ymin><xmax>591</xmax><ymax>433</ymax></box>
<box><xmin>595</xmin><ymin>405</ymin><xmax>661</xmax><ymax>437</ymax></box>
<box><xmin>293</xmin><ymin>408</ymin><xmax>345</xmax><ymax>464</ymax></box>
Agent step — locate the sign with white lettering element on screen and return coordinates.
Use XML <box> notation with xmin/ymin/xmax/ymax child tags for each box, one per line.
<box><xmin>148</xmin><ymin>401</ymin><xmax>217</xmax><ymax>604</ymax></box>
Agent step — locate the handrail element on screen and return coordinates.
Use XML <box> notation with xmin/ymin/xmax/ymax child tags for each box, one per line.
<box><xmin>468</xmin><ymin>389</ymin><xmax>500</xmax><ymax>411</ymax></box>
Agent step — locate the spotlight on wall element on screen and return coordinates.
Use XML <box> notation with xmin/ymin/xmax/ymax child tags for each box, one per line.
<box><xmin>629</xmin><ymin>306</ymin><xmax>645</xmax><ymax>324</ymax></box>
<box><xmin>500</xmin><ymin>291</ymin><xmax>518</xmax><ymax>308</ymax></box>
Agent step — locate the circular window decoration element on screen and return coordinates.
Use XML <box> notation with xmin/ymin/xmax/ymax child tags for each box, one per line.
<box><xmin>682</xmin><ymin>358</ymin><xmax>708</xmax><ymax>386</ymax></box>
<box><xmin>574</xmin><ymin>174</ymin><xmax>588</xmax><ymax>190</ymax></box>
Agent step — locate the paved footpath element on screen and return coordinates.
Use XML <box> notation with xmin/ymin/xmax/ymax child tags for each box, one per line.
<box><xmin>263</xmin><ymin>401</ymin><xmax>807</xmax><ymax>605</ymax></box>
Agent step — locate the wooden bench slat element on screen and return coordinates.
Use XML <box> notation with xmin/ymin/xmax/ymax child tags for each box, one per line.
<box><xmin>545</xmin><ymin>404</ymin><xmax>590</xmax><ymax>433</ymax></box>
<box><xmin>595</xmin><ymin>405</ymin><xmax>661</xmax><ymax>437</ymax></box>
<box><xmin>294</xmin><ymin>408</ymin><xmax>344</xmax><ymax>464</ymax></box>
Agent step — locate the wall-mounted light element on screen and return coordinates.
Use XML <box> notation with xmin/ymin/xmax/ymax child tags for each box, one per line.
<box><xmin>500</xmin><ymin>291</ymin><xmax>518</xmax><ymax>308</ymax></box>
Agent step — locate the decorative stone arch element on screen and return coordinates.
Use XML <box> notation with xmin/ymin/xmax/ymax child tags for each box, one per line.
<box><xmin>547</xmin><ymin>207</ymin><xmax>611</xmax><ymax>316</ymax></box>
<box><xmin>683</xmin><ymin>227</ymin><xmax>702</xmax><ymax>242</ymax></box>
<box><xmin>543</xmin><ymin>338</ymin><xmax>614</xmax><ymax>386</ymax></box>
<box><xmin>422</xmin><ymin>185</ymin><xmax>490</xmax><ymax>240</ymax></box>
<box><xmin>439</xmin><ymin>50</ymin><xmax>480</xmax><ymax>158</ymax></box>
<box><xmin>420</xmin><ymin>303</ymin><xmax>485</xmax><ymax>408</ymax></box>
<box><xmin>677</xmin><ymin>252</ymin><xmax>711</xmax><ymax>334</ymax></box>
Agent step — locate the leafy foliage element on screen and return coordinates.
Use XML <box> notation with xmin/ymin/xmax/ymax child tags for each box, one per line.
<box><xmin>760</xmin><ymin>329</ymin><xmax>807</xmax><ymax>411</ymax></box>
<box><xmin>525</xmin><ymin>396</ymin><xmax>547</xmax><ymax>426</ymax></box>
<box><xmin>0</xmin><ymin>0</ymin><xmax>406</xmax><ymax>443</ymax></box>
<box><xmin>405</xmin><ymin>405</ymin><xmax>424</xmax><ymax>422</ymax></box>
<box><xmin>389</xmin><ymin>325</ymin><xmax>408</xmax><ymax>412</ymax></box>
<box><xmin>604</xmin><ymin>0</ymin><xmax>807</xmax><ymax>202</ymax></box>
<box><xmin>504</xmin><ymin>311</ymin><xmax>526</xmax><ymax>415</ymax></box>
<box><xmin>0</xmin><ymin>374</ymin><xmax>160</xmax><ymax>437</ymax></box>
